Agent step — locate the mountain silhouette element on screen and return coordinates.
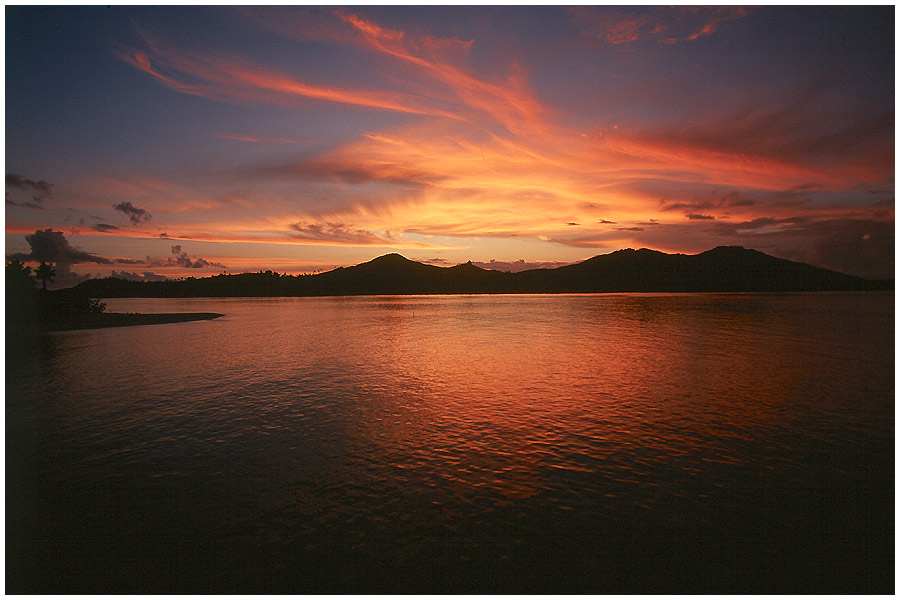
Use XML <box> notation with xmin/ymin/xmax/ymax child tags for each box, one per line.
<box><xmin>59</xmin><ymin>246</ymin><xmax>891</xmax><ymax>299</ymax></box>
<box><xmin>315</xmin><ymin>254</ymin><xmax>509</xmax><ymax>295</ymax></box>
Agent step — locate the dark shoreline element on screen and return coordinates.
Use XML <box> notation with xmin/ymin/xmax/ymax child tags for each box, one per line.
<box><xmin>59</xmin><ymin>247</ymin><xmax>893</xmax><ymax>300</ymax></box>
<box><xmin>38</xmin><ymin>312</ymin><xmax>224</xmax><ymax>332</ymax></box>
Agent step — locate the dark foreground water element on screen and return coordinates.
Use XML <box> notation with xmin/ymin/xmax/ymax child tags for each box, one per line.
<box><xmin>6</xmin><ymin>292</ymin><xmax>894</xmax><ymax>594</ymax></box>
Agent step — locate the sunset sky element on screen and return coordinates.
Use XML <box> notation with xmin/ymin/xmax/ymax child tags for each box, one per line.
<box><xmin>5</xmin><ymin>5</ymin><xmax>894</xmax><ymax>286</ymax></box>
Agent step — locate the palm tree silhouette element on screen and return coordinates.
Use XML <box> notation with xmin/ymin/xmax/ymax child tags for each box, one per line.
<box><xmin>34</xmin><ymin>261</ymin><xmax>56</xmax><ymax>291</ymax></box>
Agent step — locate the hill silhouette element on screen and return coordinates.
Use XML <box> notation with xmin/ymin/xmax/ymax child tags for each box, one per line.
<box><xmin>57</xmin><ymin>246</ymin><xmax>891</xmax><ymax>300</ymax></box>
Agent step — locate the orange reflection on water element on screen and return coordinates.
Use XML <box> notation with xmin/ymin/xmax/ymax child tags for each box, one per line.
<box><xmin>330</xmin><ymin>293</ymin><xmax>893</xmax><ymax>513</ymax></box>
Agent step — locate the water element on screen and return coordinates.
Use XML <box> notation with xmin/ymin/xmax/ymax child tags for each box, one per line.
<box><xmin>6</xmin><ymin>293</ymin><xmax>894</xmax><ymax>593</ymax></box>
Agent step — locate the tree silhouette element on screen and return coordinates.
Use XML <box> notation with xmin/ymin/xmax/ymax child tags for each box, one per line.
<box><xmin>6</xmin><ymin>260</ymin><xmax>35</xmax><ymax>292</ymax></box>
<box><xmin>34</xmin><ymin>261</ymin><xmax>56</xmax><ymax>291</ymax></box>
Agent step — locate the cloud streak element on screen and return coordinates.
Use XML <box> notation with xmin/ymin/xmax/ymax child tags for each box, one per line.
<box><xmin>124</xmin><ymin>9</ymin><xmax>550</xmax><ymax>134</ymax></box>
<box><xmin>117</xmin><ymin>26</ymin><xmax>465</xmax><ymax>120</ymax></box>
<box><xmin>287</xmin><ymin>222</ymin><xmax>415</xmax><ymax>247</ymax></box>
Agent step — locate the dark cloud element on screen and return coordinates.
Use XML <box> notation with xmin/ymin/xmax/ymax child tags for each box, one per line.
<box><xmin>113</xmin><ymin>201</ymin><xmax>152</xmax><ymax>224</ymax></box>
<box><xmin>9</xmin><ymin>229</ymin><xmax>150</xmax><ymax>270</ymax></box>
<box><xmin>566</xmin><ymin>222</ymin><xmax>580</xmax><ymax>226</ymax></box>
<box><xmin>6</xmin><ymin>197</ymin><xmax>45</xmax><ymax>210</ymax></box>
<box><xmin>615</xmin><ymin>226</ymin><xmax>645</xmax><ymax>232</ymax></box>
<box><xmin>704</xmin><ymin>215</ymin><xmax>814</xmax><ymax>236</ymax></box>
<box><xmin>687</xmin><ymin>213</ymin><xmax>715</xmax><ymax>220</ymax></box>
<box><xmin>660</xmin><ymin>190</ymin><xmax>756</xmax><ymax>214</ymax></box>
<box><xmin>6</xmin><ymin>173</ymin><xmax>53</xmax><ymax>209</ymax></box>
<box><xmin>159</xmin><ymin>232</ymin><xmax>170</xmax><ymax>238</ymax></box>
<box><xmin>171</xmin><ymin>244</ymin><xmax>183</xmax><ymax>255</ymax></box>
<box><xmin>598</xmin><ymin>219</ymin><xmax>617</xmax><ymax>224</ymax></box>
<box><xmin>93</xmin><ymin>223</ymin><xmax>120</xmax><ymax>232</ymax></box>
<box><xmin>6</xmin><ymin>173</ymin><xmax>52</xmax><ymax>194</ymax></box>
<box><xmin>22</xmin><ymin>229</ymin><xmax>113</xmax><ymax>264</ymax></box>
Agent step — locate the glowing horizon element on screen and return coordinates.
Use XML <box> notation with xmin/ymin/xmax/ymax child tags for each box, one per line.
<box><xmin>6</xmin><ymin>6</ymin><xmax>894</xmax><ymax>286</ymax></box>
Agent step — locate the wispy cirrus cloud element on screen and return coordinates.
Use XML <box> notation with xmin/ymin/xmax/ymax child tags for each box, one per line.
<box><xmin>567</xmin><ymin>6</ymin><xmax>751</xmax><ymax>48</ymax></box>
<box><xmin>217</xmin><ymin>134</ymin><xmax>299</xmax><ymax>144</ymax></box>
<box><xmin>116</xmin><ymin>25</ymin><xmax>465</xmax><ymax>120</ymax></box>
<box><xmin>329</xmin><ymin>10</ymin><xmax>546</xmax><ymax>134</ymax></box>
<box><xmin>127</xmin><ymin>9</ymin><xmax>546</xmax><ymax>134</ymax></box>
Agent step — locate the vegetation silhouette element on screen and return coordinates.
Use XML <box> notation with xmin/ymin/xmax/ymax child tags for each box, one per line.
<box><xmin>6</xmin><ymin>260</ymin><xmax>221</xmax><ymax>333</ymax></box>
<box><xmin>59</xmin><ymin>246</ymin><xmax>891</xmax><ymax>300</ymax></box>
<box><xmin>34</xmin><ymin>261</ymin><xmax>56</xmax><ymax>291</ymax></box>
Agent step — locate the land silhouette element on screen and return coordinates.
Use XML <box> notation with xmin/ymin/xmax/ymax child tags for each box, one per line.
<box><xmin>59</xmin><ymin>245</ymin><xmax>891</xmax><ymax>299</ymax></box>
<box><xmin>6</xmin><ymin>260</ymin><xmax>222</xmax><ymax>333</ymax></box>
<box><xmin>7</xmin><ymin>246</ymin><xmax>891</xmax><ymax>332</ymax></box>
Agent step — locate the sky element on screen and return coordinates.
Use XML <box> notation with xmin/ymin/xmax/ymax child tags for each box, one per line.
<box><xmin>5</xmin><ymin>5</ymin><xmax>895</xmax><ymax>286</ymax></box>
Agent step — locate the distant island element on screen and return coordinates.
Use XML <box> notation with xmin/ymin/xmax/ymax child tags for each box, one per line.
<box><xmin>4</xmin><ymin>245</ymin><xmax>893</xmax><ymax>333</ymax></box>
<box><xmin>56</xmin><ymin>246</ymin><xmax>892</xmax><ymax>299</ymax></box>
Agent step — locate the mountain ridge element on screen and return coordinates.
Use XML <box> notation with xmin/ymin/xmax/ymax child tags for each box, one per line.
<box><xmin>58</xmin><ymin>246</ymin><xmax>892</xmax><ymax>298</ymax></box>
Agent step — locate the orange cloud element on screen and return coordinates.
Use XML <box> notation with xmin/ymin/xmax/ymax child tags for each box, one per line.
<box><xmin>98</xmin><ymin>10</ymin><xmax>892</xmax><ymax>276</ymax></box>
<box><xmin>117</xmin><ymin>29</ymin><xmax>465</xmax><ymax>120</ymax></box>
<box><xmin>200</xmin><ymin>106</ymin><xmax>873</xmax><ymax>255</ymax></box>
<box><xmin>680</xmin><ymin>6</ymin><xmax>749</xmax><ymax>41</ymax></box>
<box><xmin>244</xmin><ymin>7</ymin><xmax>546</xmax><ymax>134</ymax></box>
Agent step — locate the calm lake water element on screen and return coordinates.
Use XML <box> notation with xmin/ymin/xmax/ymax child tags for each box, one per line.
<box><xmin>6</xmin><ymin>292</ymin><xmax>894</xmax><ymax>593</ymax></box>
